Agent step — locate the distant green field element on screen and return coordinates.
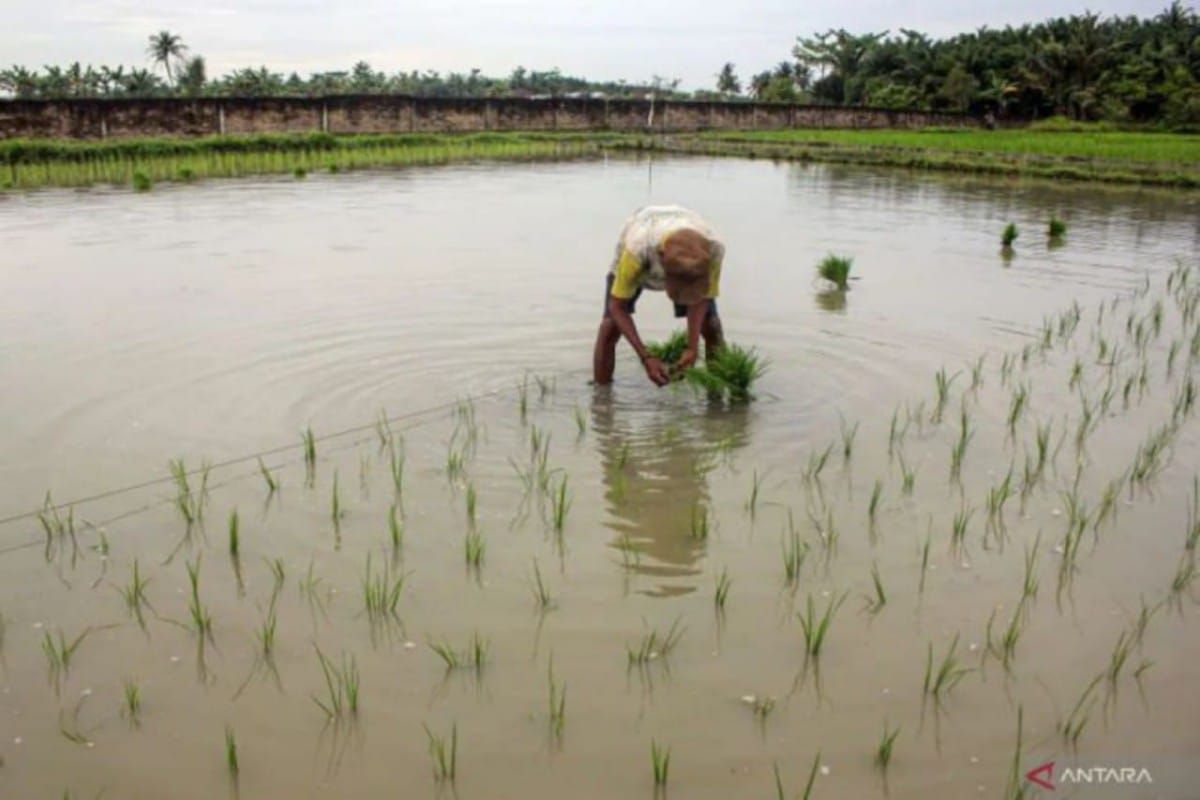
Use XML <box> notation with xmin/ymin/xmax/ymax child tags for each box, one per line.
<box><xmin>703</xmin><ymin>128</ymin><xmax>1200</xmax><ymax>165</ymax></box>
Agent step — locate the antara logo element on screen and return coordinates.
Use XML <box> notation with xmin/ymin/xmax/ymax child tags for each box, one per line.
<box><xmin>1025</xmin><ymin>761</ymin><xmax>1154</xmax><ymax>790</ymax></box>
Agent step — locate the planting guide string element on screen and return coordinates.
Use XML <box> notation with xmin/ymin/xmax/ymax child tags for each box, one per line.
<box><xmin>0</xmin><ymin>366</ymin><xmax>597</xmax><ymax>555</ymax></box>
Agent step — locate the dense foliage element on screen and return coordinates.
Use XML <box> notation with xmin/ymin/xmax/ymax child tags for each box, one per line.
<box><xmin>1</xmin><ymin>5</ymin><xmax>1197</xmax><ymax>123</ymax></box>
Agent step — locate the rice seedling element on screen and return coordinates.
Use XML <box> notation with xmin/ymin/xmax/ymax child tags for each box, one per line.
<box><xmin>168</xmin><ymin>460</ymin><xmax>199</xmax><ymax>526</ymax></box>
<box><xmin>121</xmin><ymin>678</ymin><xmax>142</xmax><ymax>726</ymax></box>
<box><xmin>1068</xmin><ymin>357</ymin><xmax>1084</xmax><ymax>390</ymax></box>
<box><xmin>424</xmin><ymin>722</ymin><xmax>458</xmax><ymax>783</ymax></box>
<box><xmin>227</xmin><ymin>509</ymin><xmax>240</xmax><ymax>556</ymax></box>
<box><xmin>428</xmin><ymin>632</ymin><xmax>489</xmax><ymax>672</ymax></box>
<box><xmin>1005</xmin><ymin>707</ymin><xmax>1025</xmax><ymax>800</ymax></box>
<box><xmin>969</xmin><ymin>354</ymin><xmax>986</xmax><ymax>391</ymax></box>
<box><xmin>689</xmin><ymin>502</ymin><xmax>710</xmax><ymax>541</ymax></box>
<box><xmin>626</xmin><ymin>618</ymin><xmax>685</xmax><ymax>665</ymax></box>
<box><xmin>1059</xmin><ymin>674</ymin><xmax>1101</xmax><ymax>748</ymax></box>
<box><xmin>293</xmin><ymin>166</ymin><xmax>307</xmax><ymax>179</ymax></box>
<box><xmin>256</xmin><ymin>603</ymin><xmax>278</xmax><ymax>660</ymax></box>
<box><xmin>0</xmin><ymin>609</ymin><xmax>6</xmax><ymax>655</ymax></box>
<box><xmin>816</xmin><ymin>254</ymin><xmax>852</xmax><ymax>290</ymax></box>
<box><xmin>574</xmin><ymin>405</ymin><xmax>587</xmax><ymax>438</ymax></box>
<box><xmin>550</xmin><ymin>475</ymin><xmax>571</xmax><ymax>533</ymax></box>
<box><xmin>898</xmin><ymin>453</ymin><xmax>917</xmax><ymax>496</ymax></box>
<box><xmin>801</xmin><ymin>443</ymin><xmax>834</xmax><ymax>486</ymax></box>
<box><xmin>302</xmin><ymin>426</ymin><xmax>317</xmax><ymax>483</ymax></box>
<box><xmin>534</xmin><ymin>373</ymin><xmax>555</xmax><ymax>400</ymax></box>
<box><xmin>517</xmin><ymin>374</ymin><xmax>530</xmax><ymax>421</ymax></box>
<box><xmin>312</xmin><ymin>646</ymin><xmax>360</xmax><ymax>720</ymax></box>
<box><xmin>782</xmin><ymin>524</ymin><xmax>810</xmax><ymax>585</ymax></box>
<box><xmin>923</xmin><ymin>634</ymin><xmax>971</xmax><ymax>702</ymax></box>
<box><xmin>1021</xmin><ymin>533</ymin><xmax>1041</xmax><ymax>604</ymax></box>
<box><xmin>950</xmin><ymin>406</ymin><xmax>974</xmax><ymax>481</ymax></box>
<box><xmin>1001</xmin><ymin>222</ymin><xmax>1018</xmax><ymax>248</ymax></box>
<box><xmin>388</xmin><ymin>445</ymin><xmax>405</xmax><ymax>498</ymax></box>
<box><xmin>798</xmin><ymin>591</ymin><xmax>848</xmax><ymax>659</ymax></box>
<box><xmin>132</xmin><ymin>171</ymin><xmax>152</xmax><ymax>192</ymax></box>
<box><xmin>985</xmin><ymin>468</ymin><xmax>1015</xmax><ymax>537</ymax></box>
<box><xmin>361</xmin><ymin>553</ymin><xmax>404</xmax><ymax>620</ymax></box>
<box><xmin>864</xmin><ymin>563</ymin><xmax>887</xmax><ymax>613</ymax></box>
<box><xmin>224</xmin><ymin>726</ymin><xmax>239</xmax><ymax>777</ymax></box>
<box><xmin>919</xmin><ymin>530</ymin><xmax>931</xmax><ymax>594</ymax></box>
<box><xmin>1134</xmin><ymin>659</ymin><xmax>1154</xmax><ymax>684</ymax></box>
<box><xmin>875</xmin><ymin>721</ymin><xmax>900</xmax><ymax>773</ymax></box>
<box><xmin>464</xmin><ymin>530</ymin><xmax>486</xmax><ymax>568</ymax></box>
<box><xmin>684</xmin><ymin>343</ymin><xmax>768</xmax><ymax>401</ymax></box>
<box><xmin>1007</xmin><ymin>382</ymin><xmax>1029</xmax><ymax>435</ymax></box>
<box><xmin>950</xmin><ymin>505</ymin><xmax>973</xmax><ymax>550</ymax></box>
<box><xmin>1000</xmin><ymin>352</ymin><xmax>1014</xmax><ymax>385</ymax></box>
<box><xmin>1170</xmin><ymin>552</ymin><xmax>1196</xmax><ymax>596</ymax></box>
<box><xmin>1132</xmin><ymin>594</ymin><xmax>1160</xmax><ymax>646</ymax></box>
<box><xmin>746</xmin><ymin>469</ymin><xmax>763</xmax><ymax>518</ymax></box>
<box><xmin>1106</xmin><ymin>631</ymin><xmax>1132</xmax><ymax>687</ymax></box>
<box><xmin>650</xmin><ymin>740</ymin><xmax>671</xmax><ymax>788</ymax></box>
<box><xmin>868</xmin><ymin>479</ymin><xmax>883</xmax><ymax>527</ymax></box>
<box><xmin>773</xmin><ymin>753</ymin><xmax>822</xmax><ymax>800</ymax></box>
<box><xmin>42</xmin><ymin>627</ymin><xmax>90</xmax><ymax>683</ymax></box>
<box><xmin>387</xmin><ymin>503</ymin><xmax>403</xmax><ymax>551</ymax></box>
<box><xmin>185</xmin><ymin>557</ymin><xmax>213</xmax><ymax>637</ymax></box>
<box><xmin>839</xmin><ymin>416</ymin><xmax>859</xmax><ymax>462</ymax></box>
<box><xmin>887</xmin><ymin>406</ymin><xmax>903</xmax><ymax>456</ymax></box>
<box><xmin>547</xmin><ymin>657</ymin><xmax>567</xmax><ymax>740</ymax></box>
<box><xmin>809</xmin><ymin>504</ymin><xmax>840</xmax><ymax>555</ymax></box>
<box><xmin>931</xmin><ymin>368</ymin><xmax>958</xmax><ymax>424</ymax></box>
<box><xmin>530</xmin><ymin>559</ymin><xmax>555</xmax><ymax>610</ymax></box>
<box><xmin>119</xmin><ymin>559</ymin><xmax>150</xmax><ymax>620</ymax></box>
<box><xmin>714</xmin><ymin>567</ymin><xmax>732</xmax><ymax>610</ymax></box>
<box><xmin>984</xmin><ymin>598</ymin><xmax>1027</xmax><ymax>671</ymax></box>
<box><xmin>1048</xmin><ymin>217</ymin><xmax>1067</xmax><ymax>238</ymax></box>
<box><xmin>464</xmin><ymin>483</ymin><xmax>478</xmax><ymax>527</ymax></box>
<box><xmin>254</xmin><ymin>457</ymin><xmax>279</xmax><ymax>494</ymax></box>
<box><xmin>330</xmin><ymin>470</ymin><xmax>343</xmax><ymax>529</ymax></box>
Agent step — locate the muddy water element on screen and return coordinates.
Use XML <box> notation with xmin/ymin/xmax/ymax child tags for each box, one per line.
<box><xmin>1</xmin><ymin>158</ymin><xmax>1199</xmax><ymax>799</ymax></box>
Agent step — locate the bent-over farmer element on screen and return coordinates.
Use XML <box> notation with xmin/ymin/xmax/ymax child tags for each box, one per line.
<box><xmin>593</xmin><ymin>205</ymin><xmax>726</xmax><ymax>386</ymax></box>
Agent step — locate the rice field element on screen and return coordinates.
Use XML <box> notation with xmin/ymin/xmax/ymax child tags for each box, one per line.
<box><xmin>1</xmin><ymin>156</ymin><xmax>1198</xmax><ymax>797</ymax></box>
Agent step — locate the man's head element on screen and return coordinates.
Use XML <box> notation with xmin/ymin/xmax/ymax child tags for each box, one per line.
<box><xmin>660</xmin><ymin>228</ymin><xmax>713</xmax><ymax>306</ymax></box>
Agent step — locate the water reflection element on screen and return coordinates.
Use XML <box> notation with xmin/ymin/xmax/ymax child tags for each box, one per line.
<box><xmin>589</xmin><ymin>385</ymin><xmax>752</xmax><ymax>597</ymax></box>
<box><xmin>814</xmin><ymin>289</ymin><xmax>848</xmax><ymax>313</ymax></box>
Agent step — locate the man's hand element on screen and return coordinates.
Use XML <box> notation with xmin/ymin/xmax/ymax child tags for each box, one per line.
<box><xmin>642</xmin><ymin>356</ymin><xmax>671</xmax><ymax>387</ymax></box>
<box><xmin>677</xmin><ymin>347</ymin><xmax>699</xmax><ymax>371</ymax></box>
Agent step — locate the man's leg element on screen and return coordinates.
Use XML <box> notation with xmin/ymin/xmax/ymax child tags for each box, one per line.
<box><xmin>593</xmin><ymin>315</ymin><xmax>622</xmax><ymax>384</ymax></box>
<box><xmin>702</xmin><ymin>304</ymin><xmax>725</xmax><ymax>360</ymax></box>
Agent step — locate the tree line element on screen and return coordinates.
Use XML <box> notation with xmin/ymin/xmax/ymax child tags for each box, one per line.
<box><xmin>3</xmin><ymin>5</ymin><xmax>1197</xmax><ymax>124</ymax></box>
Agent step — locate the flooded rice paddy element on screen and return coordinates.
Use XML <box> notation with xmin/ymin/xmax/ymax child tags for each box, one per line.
<box><xmin>1</xmin><ymin>157</ymin><xmax>1199</xmax><ymax>798</ymax></box>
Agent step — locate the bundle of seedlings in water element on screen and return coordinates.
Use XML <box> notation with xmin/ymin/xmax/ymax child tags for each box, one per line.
<box><xmin>1048</xmin><ymin>217</ymin><xmax>1067</xmax><ymax>239</ymax></box>
<box><xmin>816</xmin><ymin>254</ymin><xmax>853</xmax><ymax>291</ymax></box>
<box><xmin>643</xmin><ymin>331</ymin><xmax>768</xmax><ymax>401</ymax></box>
<box><xmin>1001</xmin><ymin>222</ymin><xmax>1019</xmax><ymax>249</ymax></box>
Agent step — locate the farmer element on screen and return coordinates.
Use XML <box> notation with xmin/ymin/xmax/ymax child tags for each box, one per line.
<box><xmin>592</xmin><ymin>205</ymin><xmax>725</xmax><ymax>386</ymax></box>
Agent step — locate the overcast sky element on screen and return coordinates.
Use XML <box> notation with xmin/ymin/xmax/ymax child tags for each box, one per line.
<box><xmin>5</xmin><ymin>0</ymin><xmax>1176</xmax><ymax>89</ymax></box>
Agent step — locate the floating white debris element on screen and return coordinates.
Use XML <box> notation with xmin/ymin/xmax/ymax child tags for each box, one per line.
<box><xmin>741</xmin><ymin>695</ymin><xmax>756</xmax><ymax>705</ymax></box>
<box><xmin>13</xmin><ymin>737</ymin><xmax>22</xmax><ymax>745</ymax></box>
<box><xmin>403</xmin><ymin>641</ymin><xmax>416</xmax><ymax>650</ymax></box>
<box><xmin>968</xmin><ymin>643</ymin><xmax>979</xmax><ymax>652</ymax></box>
<box><xmin>820</xmin><ymin>765</ymin><xmax>830</xmax><ymax>776</ymax></box>
<box><xmin>32</xmin><ymin>622</ymin><xmax>43</xmax><ymax>629</ymax></box>
<box><xmin>970</xmin><ymin>756</ymin><xmax>979</xmax><ymax>764</ymax></box>
<box><xmin>1051</xmin><ymin>508</ymin><xmax>1062</xmax><ymax>517</ymax></box>
<box><xmin>169</xmin><ymin>655</ymin><xmax>181</xmax><ymax>664</ymax></box>
<box><xmin>81</xmin><ymin>688</ymin><xmax>92</xmax><ymax>697</ymax></box>
<box><xmin>881</xmin><ymin>688</ymin><xmax>890</xmax><ymax>695</ymax></box>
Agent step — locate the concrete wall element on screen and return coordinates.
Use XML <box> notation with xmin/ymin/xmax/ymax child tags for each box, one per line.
<box><xmin>0</xmin><ymin>95</ymin><xmax>972</xmax><ymax>140</ymax></box>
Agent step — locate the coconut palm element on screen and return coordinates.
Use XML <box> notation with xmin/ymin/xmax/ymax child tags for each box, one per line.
<box><xmin>147</xmin><ymin>31</ymin><xmax>188</xmax><ymax>86</ymax></box>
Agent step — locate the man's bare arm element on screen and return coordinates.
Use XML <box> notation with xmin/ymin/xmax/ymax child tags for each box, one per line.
<box><xmin>607</xmin><ymin>296</ymin><xmax>670</xmax><ymax>386</ymax></box>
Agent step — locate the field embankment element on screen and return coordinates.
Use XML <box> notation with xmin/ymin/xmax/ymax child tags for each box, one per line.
<box><xmin>3</xmin><ymin>128</ymin><xmax>1198</xmax><ymax>191</ymax></box>
<box><xmin>638</xmin><ymin>128</ymin><xmax>1200</xmax><ymax>188</ymax></box>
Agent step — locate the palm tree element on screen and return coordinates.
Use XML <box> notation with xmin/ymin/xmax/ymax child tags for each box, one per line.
<box><xmin>147</xmin><ymin>31</ymin><xmax>187</xmax><ymax>86</ymax></box>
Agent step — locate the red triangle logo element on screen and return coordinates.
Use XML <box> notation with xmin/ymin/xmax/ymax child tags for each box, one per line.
<box><xmin>1026</xmin><ymin>761</ymin><xmax>1055</xmax><ymax>790</ymax></box>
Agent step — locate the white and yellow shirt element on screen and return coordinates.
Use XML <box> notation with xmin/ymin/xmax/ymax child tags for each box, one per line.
<box><xmin>608</xmin><ymin>205</ymin><xmax>724</xmax><ymax>300</ymax></box>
